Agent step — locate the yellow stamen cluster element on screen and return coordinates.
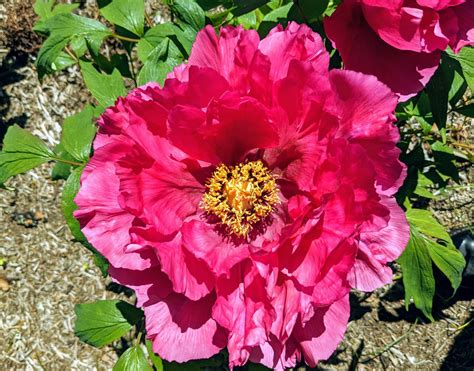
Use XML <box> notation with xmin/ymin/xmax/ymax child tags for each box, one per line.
<box><xmin>202</xmin><ymin>160</ymin><xmax>279</xmax><ymax>238</ymax></box>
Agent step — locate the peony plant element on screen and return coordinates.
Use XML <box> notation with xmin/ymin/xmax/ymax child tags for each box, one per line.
<box><xmin>0</xmin><ymin>0</ymin><xmax>471</xmax><ymax>369</ymax></box>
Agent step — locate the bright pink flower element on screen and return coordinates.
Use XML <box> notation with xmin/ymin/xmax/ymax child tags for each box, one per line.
<box><xmin>74</xmin><ymin>23</ymin><xmax>409</xmax><ymax>369</ymax></box>
<box><xmin>324</xmin><ymin>0</ymin><xmax>474</xmax><ymax>101</ymax></box>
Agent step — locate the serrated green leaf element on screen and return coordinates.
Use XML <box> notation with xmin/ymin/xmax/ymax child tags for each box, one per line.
<box><xmin>170</xmin><ymin>0</ymin><xmax>205</xmax><ymax>32</ymax></box>
<box><xmin>79</xmin><ymin>61</ymin><xmax>126</xmax><ymax>109</ymax></box>
<box><xmin>114</xmin><ymin>346</ymin><xmax>153</xmax><ymax>371</ymax></box>
<box><xmin>398</xmin><ymin>227</ymin><xmax>435</xmax><ymax>320</ymax></box>
<box><xmin>75</xmin><ymin>300</ymin><xmax>143</xmax><ymax>347</ymax></box>
<box><xmin>0</xmin><ymin>125</ymin><xmax>54</xmax><ymax>184</ymax></box>
<box><xmin>137</xmin><ymin>39</ymin><xmax>183</xmax><ymax>86</ymax></box>
<box><xmin>146</xmin><ymin>340</ymin><xmax>163</xmax><ymax>371</ymax></box>
<box><xmin>100</xmin><ymin>0</ymin><xmax>145</xmax><ymax>36</ymax></box>
<box><xmin>36</xmin><ymin>14</ymin><xmax>111</xmax><ymax>78</ymax></box>
<box><xmin>61</xmin><ymin>105</ymin><xmax>97</xmax><ymax>161</ymax></box>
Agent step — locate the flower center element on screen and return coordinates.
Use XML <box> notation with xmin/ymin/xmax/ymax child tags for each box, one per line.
<box><xmin>202</xmin><ymin>160</ymin><xmax>279</xmax><ymax>238</ymax></box>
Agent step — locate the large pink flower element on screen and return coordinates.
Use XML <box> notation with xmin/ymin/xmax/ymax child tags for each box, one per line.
<box><xmin>324</xmin><ymin>0</ymin><xmax>474</xmax><ymax>101</ymax></box>
<box><xmin>74</xmin><ymin>23</ymin><xmax>409</xmax><ymax>369</ymax></box>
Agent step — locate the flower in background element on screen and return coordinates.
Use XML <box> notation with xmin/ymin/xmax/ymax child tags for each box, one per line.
<box><xmin>74</xmin><ymin>22</ymin><xmax>409</xmax><ymax>370</ymax></box>
<box><xmin>324</xmin><ymin>0</ymin><xmax>474</xmax><ymax>101</ymax></box>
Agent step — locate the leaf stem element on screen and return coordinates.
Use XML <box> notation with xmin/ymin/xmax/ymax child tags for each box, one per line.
<box><xmin>111</xmin><ymin>34</ymin><xmax>141</xmax><ymax>43</ymax></box>
<box><xmin>52</xmin><ymin>157</ymin><xmax>84</xmax><ymax>167</ymax></box>
<box><xmin>64</xmin><ymin>46</ymin><xmax>78</xmax><ymax>63</ymax></box>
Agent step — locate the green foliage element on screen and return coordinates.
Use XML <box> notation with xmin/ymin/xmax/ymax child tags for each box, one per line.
<box><xmin>114</xmin><ymin>346</ymin><xmax>153</xmax><ymax>371</ymax></box>
<box><xmin>146</xmin><ymin>340</ymin><xmax>164</xmax><ymax>371</ymax></box>
<box><xmin>36</xmin><ymin>14</ymin><xmax>112</xmax><ymax>78</ymax></box>
<box><xmin>60</xmin><ymin>105</ymin><xmax>97</xmax><ymax>162</ymax></box>
<box><xmin>75</xmin><ymin>300</ymin><xmax>144</xmax><ymax>347</ymax></box>
<box><xmin>398</xmin><ymin>209</ymin><xmax>465</xmax><ymax>320</ymax></box>
<box><xmin>0</xmin><ymin>125</ymin><xmax>55</xmax><ymax>184</ymax></box>
<box><xmin>79</xmin><ymin>61</ymin><xmax>127</xmax><ymax>110</ymax></box>
<box><xmin>138</xmin><ymin>39</ymin><xmax>183</xmax><ymax>86</ymax></box>
<box><xmin>100</xmin><ymin>0</ymin><xmax>145</xmax><ymax>36</ymax></box>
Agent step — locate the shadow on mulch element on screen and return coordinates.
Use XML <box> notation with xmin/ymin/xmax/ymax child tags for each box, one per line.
<box><xmin>440</xmin><ymin>310</ymin><xmax>474</xmax><ymax>371</ymax></box>
<box><xmin>0</xmin><ymin>50</ymin><xmax>29</xmax><ymax>144</ymax></box>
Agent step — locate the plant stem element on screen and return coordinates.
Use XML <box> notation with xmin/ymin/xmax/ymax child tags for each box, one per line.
<box><xmin>145</xmin><ymin>10</ymin><xmax>154</xmax><ymax>28</ymax></box>
<box><xmin>111</xmin><ymin>34</ymin><xmax>140</xmax><ymax>43</ymax></box>
<box><xmin>64</xmin><ymin>46</ymin><xmax>78</xmax><ymax>63</ymax></box>
<box><xmin>52</xmin><ymin>157</ymin><xmax>84</xmax><ymax>167</ymax></box>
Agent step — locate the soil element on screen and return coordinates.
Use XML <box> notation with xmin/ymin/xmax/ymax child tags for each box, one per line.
<box><xmin>0</xmin><ymin>1</ymin><xmax>473</xmax><ymax>370</ymax></box>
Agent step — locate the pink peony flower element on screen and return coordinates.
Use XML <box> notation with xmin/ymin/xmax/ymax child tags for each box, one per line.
<box><xmin>324</xmin><ymin>0</ymin><xmax>474</xmax><ymax>101</ymax></box>
<box><xmin>74</xmin><ymin>23</ymin><xmax>409</xmax><ymax>369</ymax></box>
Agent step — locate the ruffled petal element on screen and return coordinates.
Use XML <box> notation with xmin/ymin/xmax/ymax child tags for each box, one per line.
<box><xmin>258</xmin><ymin>22</ymin><xmax>329</xmax><ymax>81</ymax></box>
<box><xmin>349</xmin><ymin>197</ymin><xmax>410</xmax><ymax>291</ymax></box>
<box><xmin>188</xmin><ymin>25</ymin><xmax>260</xmax><ymax>91</ymax></box>
<box><xmin>293</xmin><ymin>294</ymin><xmax>350</xmax><ymax>367</ymax></box>
<box><xmin>324</xmin><ymin>0</ymin><xmax>441</xmax><ymax>101</ymax></box>
<box><xmin>146</xmin><ymin>292</ymin><xmax>226</xmax><ymax>363</ymax></box>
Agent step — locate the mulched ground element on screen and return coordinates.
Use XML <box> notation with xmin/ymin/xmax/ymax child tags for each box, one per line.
<box><xmin>0</xmin><ymin>1</ymin><xmax>473</xmax><ymax>370</ymax></box>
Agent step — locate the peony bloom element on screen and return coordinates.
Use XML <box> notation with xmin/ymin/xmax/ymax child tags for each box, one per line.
<box><xmin>74</xmin><ymin>23</ymin><xmax>409</xmax><ymax>369</ymax></box>
<box><xmin>324</xmin><ymin>0</ymin><xmax>474</xmax><ymax>101</ymax></box>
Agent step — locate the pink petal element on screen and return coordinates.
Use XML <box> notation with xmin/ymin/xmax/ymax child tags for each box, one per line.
<box><xmin>349</xmin><ymin>196</ymin><xmax>410</xmax><ymax>291</ymax></box>
<box><xmin>324</xmin><ymin>0</ymin><xmax>441</xmax><ymax>101</ymax></box>
<box><xmin>188</xmin><ymin>25</ymin><xmax>260</xmax><ymax>91</ymax></box>
<box><xmin>445</xmin><ymin>1</ymin><xmax>474</xmax><ymax>52</ymax></box>
<box><xmin>169</xmin><ymin>91</ymin><xmax>279</xmax><ymax>165</ymax></box>
<box><xmin>329</xmin><ymin>69</ymin><xmax>406</xmax><ymax>194</ymax></box>
<box><xmin>146</xmin><ymin>292</ymin><xmax>226</xmax><ymax>363</ymax></box>
<box><xmin>258</xmin><ymin>22</ymin><xmax>329</xmax><ymax>81</ymax></box>
<box><xmin>181</xmin><ymin>220</ymin><xmax>250</xmax><ymax>278</ymax></box>
<box><xmin>293</xmin><ymin>294</ymin><xmax>350</xmax><ymax>366</ymax></box>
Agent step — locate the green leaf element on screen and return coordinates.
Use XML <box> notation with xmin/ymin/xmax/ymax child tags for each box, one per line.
<box><xmin>427</xmin><ymin>240</ymin><xmax>465</xmax><ymax>293</ymax></box>
<box><xmin>448</xmin><ymin>47</ymin><xmax>474</xmax><ymax>92</ymax></box>
<box><xmin>0</xmin><ymin>125</ymin><xmax>54</xmax><ymax>184</ymax></box>
<box><xmin>75</xmin><ymin>300</ymin><xmax>143</xmax><ymax>347</ymax></box>
<box><xmin>232</xmin><ymin>0</ymin><xmax>271</xmax><ymax>16</ymax></box>
<box><xmin>292</xmin><ymin>0</ymin><xmax>330</xmax><ymax>23</ymax></box>
<box><xmin>34</xmin><ymin>0</ymin><xmax>79</xmax><ymax>21</ymax></box>
<box><xmin>61</xmin><ymin>105</ymin><xmax>97</xmax><ymax>162</ymax></box>
<box><xmin>114</xmin><ymin>346</ymin><xmax>153</xmax><ymax>371</ymax></box>
<box><xmin>137</xmin><ymin>39</ymin><xmax>183</xmax><ymax>86</ymax></box>
<box><xmin>170</xmin><ymin>0</ymin><xmax>205</xmax><ymax>32</ymax></box>
<box><xmin>137</xmin><ymin>23</ymin><xmax>187</xmax><ymax>62</ymax></box>
<box><xmin>398</xmin><ymin>227</ymin><xmax>435</xmax><ymax>321</ymax></box>
<box><xmin>100</xmin><ymin>0</ymin><xmax>145</xmax><ymax>36</ymax></box>
<box><xmin>258</xmin><ymin>3</ymin><xmax>292</xmax><ymax>36</ymax></box>
<box><xmin>400</xmin><ymin>210</ymin><xmax>466</xmax><ymax>319</ymax></box>
<box><xmin>51</xmin><ymin>143</ymin><xmax>73</xmax><ymax>180</ymax></box>
<box><xmin>79</xmin><ymin>61</ymin><xmax>126</xmax><ymax>109</ymax></box>
<box><xmin>146</xmin><ymin>340</ymin><xmax>164</xmax><ymax>371</ymax></box>
<box><xmin>36</xmin><ymin>14</ymin><xmax>112</xmax><ymax>78</ymax></box>
<box><xmin>406</xmin><ymin>208</ymin><xmax>451</xmax><ymax>242</ymax></box>
<box><xmin>426</xmin><ymin>59</ymin><xmax>451</xmax><ymax>142</ymax></box>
